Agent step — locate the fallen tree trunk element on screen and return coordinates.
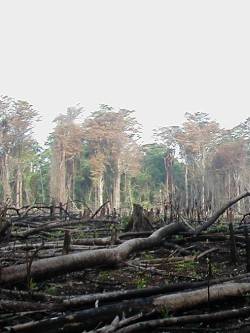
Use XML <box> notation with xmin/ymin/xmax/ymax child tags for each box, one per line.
<box><xmin>195</xmin><ymin>191</ymin><xmax>250</xmax><ymax>235</ymax></box>
<box><xmin>0</xmin><ymin>299</ymin><xmax>53</xmax><ymax>312</ymax></box>
<box><xmin>62</xmin><ymin>273</ymin><xmax>250</xmax><ymax>308</ymax></box>
<box><xmin>0</xmin><ymin>222</ymin><xmax>186</xmax><ymax>284</ymax></box>
<box><xmin>2</xmin><ymin>192</ymin><xmax>249</xmax><ymax>285</ymax></box>
<box><xmin>5</xmin><ymin>282</ymin><xmax>250</xmax><ymax>332</ymax></box>
<box><xmin>114</xmin><ymin>305</ymin><xmax>250</xmax><ymax>333</ymax></box>
<box><xmin>153</xmin><ymin>282</ymin><xmax>250</xmax><ymax>310</ymax></box>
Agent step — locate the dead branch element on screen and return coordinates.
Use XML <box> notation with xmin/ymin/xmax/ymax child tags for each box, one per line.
<box><xmin>195</xmin><ymin>191</ymin><xmax>250</xmax><ymax>235</ymax></box>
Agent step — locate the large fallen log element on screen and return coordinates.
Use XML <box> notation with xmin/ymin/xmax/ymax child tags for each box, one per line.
<box><xmin>153</xmin><ymin>282</ymin><xmax>250</xmax><ymax>310</ymax></box>
<box><xmin>2</xmin><ymin>192</ymin><xmax>249</xmax><ymax>285</ymax></box>
<box><xmin>62</xmin><ymin>272</ymin><xmax>250</xmax><ymax>308</ymax></box>
<box><xmin>0</xmin><ymin>222</ymin><xmax>186</xmax><ymax>284</ymax></box>
<box><xmin>5</xmin><ymin>282</ymin><xmax>250</xmax><ymax>332</ymax></box>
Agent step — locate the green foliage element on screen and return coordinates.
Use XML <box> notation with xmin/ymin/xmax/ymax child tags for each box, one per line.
<box><xmin>28</xmin><ymin>278</ymin><xmax>38</xmax><ymax>291</ymax></box>
<box><xmin>174</xmin><ymin>260</ymin><xmax>199</xmax><ymax>278</ymax></box>
<box><xmin>98</xmin><ymin>271</ymin><xmax>110</xmax><ymax>281</ymax></box>
<box><xmin>120</xmin><ymin>216</ymin><xmax>133</xmax><ymax>231</ymax></box>
<box><xmin>136</xmin><ymin>276</ymin><xmax>149</xmax><ymax>289</ymax></box>
<box><xmin>160</xmin><ymin>305</ymin><xmax>170</xmax><ymax>318</ymax></box>
<box><xmin>45</xmin><ymin>285</ymin><xmax>58</xmax><ymax>295</ymax></box>
<box><xmin>142</xmin><ymin>252</ymin><xmax>154</xmax><ymax>260</ymax></box>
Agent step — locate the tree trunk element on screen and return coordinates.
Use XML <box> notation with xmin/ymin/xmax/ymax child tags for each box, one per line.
<box><xmin>39</xmin><ymin>165</ymin><xmax>45</xmax><ymax>202</ymax></box>
<box><xmin>98</xmin><ymin>173</ymin><xmax>104</xmax><ymax>207</ymax></box>
<box><xmin>195</xmin><ymin>191</ymin><xmax>250</xmax><ymax>235</ymax></box>
<box><xmin>201</xmin><ymin>149</ymin><xmax>205</xmax><ymax>211</ymax></box>
<box><xmin>16</xmin><ymin>162</ymin><xmax>23</xmax><ymax>208</ymax></box>
<box><xmin>59</xmin><ymin>149</ymin><xmax>67</xmax><ymax>204</ymax></box>
<box><xmin>1</xmin><ymin>153</ymin><xmax>12</xmax><ymax>203</ymax></box>
<box><xmin>132</xmin><ymin>204</ymin><xmax>153</xmax><ymax>232</ymax></box>
<box><xmin>7</xmin><ymin>282</ymin><xmax>250</xmax><ymax>333</ymax></box>
<box><xmin>164</xmin><ymin>151</ymin><xmax>174</xmax><ymax>203</ymax></box>
<box><xmin>185</xmin><ymin>163</ymin><xmax>188</xmax><ymax>209</ymax></box>
<box><xmin>113</xmin><ymin>158</ymin><xmax>121</xmax><ymax>209</ymax></box>
<box><xmin>50</xmin><ymin>148</ymin><xmax>67</xmax><ymax>204</ymax></box>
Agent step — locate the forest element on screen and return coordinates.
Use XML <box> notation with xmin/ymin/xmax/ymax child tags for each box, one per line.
<box><xmin>0</xmin><ymin>95</ymin><xmax>249</xmax><ymax>214</ymax></box>
<box><xmin>1</xmin><ymin>94</ymin><xmax>250</xmax><ymax>332</ymax></box>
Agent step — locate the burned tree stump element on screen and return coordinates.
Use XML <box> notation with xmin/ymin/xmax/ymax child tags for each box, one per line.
<box><xmin>63</xmin><ymin>230</ymin><xmax>71</xmax><ymax>255</ymax></box>
<box><xmin>132</xmin><ymin>204</ymin><xmax>153</xmax><ymax>232</ymax></box>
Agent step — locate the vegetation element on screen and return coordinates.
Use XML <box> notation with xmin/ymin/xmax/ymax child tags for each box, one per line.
<box><xmin>0</xmin><ymin>95</ymin><xmax>249</xmax><ymax>219</ymax></box>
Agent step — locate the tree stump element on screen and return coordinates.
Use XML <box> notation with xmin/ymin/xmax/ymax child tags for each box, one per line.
<box><xmin>132</xmin><ymin>204</ymin><xmax>153</xmax><ymax>232</ymax></box>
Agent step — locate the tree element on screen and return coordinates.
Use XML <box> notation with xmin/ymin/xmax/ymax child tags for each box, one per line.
<box><xmin>154</xmin><ymin>112</ymin><xmax>223</xmax><ymax>218</ymax></box>
<box><xmin>0</xmin><ymin>96</ymin><xmax>39</xmax><ymax>206</ymax></box>
<box><xmin>83</xmin><ymin>105</ymin><xmax>141</xmax><ymax>210</ymax></box>
<box><xmin>50</xmin><ymin>105</ymin><xmax>83</xmax><ymax>204</ymax></box>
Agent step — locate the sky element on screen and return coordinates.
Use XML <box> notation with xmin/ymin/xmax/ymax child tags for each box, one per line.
<box><xmin>0</xmin><ymin>0</ymin><xmax>250</xmax><ymax>145</ymax></box>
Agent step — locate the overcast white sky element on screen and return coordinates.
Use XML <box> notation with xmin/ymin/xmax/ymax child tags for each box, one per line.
<box><xmin>0</xmin><ymin>0</ymin><xmax>249</xmax><ymax>144</ymax></box>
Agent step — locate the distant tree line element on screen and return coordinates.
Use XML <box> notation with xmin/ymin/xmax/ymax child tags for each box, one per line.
<box><xmin>0</xmin><ymin>95</ymin><xmax>249</xmax><ymax>217</ymax></box>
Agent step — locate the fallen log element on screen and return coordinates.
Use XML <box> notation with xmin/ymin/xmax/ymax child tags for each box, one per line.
<box><xmin>153</xmin><ymin>282</ymin><xmax>250</xmax><ymax>311</ymax></box>
<box><xmin>114</xmin><ymin>305</ymin><xmax>250</xmax><ymax>333</ymax></box>
<box><xmin>2</xmin><ymin>193</ymin><xmax>250</xmax><ymax>285</ymax></box>
<box><xmin>0</xmin><ymin>288</ymin><xmax>63</xmax><ymax>302</ymax></box>
<box><xmin>5</xmin><ymin>281</ymin><xmax>250</xmax><ymax>332</ymax></box>
<box><xmin>0</xmin><ymin>222</ymin><xmax>186</xmax><ymax>284</ymax></box>
<box><xmin>0</xmin><ymin>299</ymin><xmax>52</xmax><ymax>312</ymax></box>
<box><xmin>195</xmin><ymin>191</ymin><xmax>250</xmax><ymax>235</ymax></box>
<box><xmin>62</xmin><ymin>273</ymin><xmax>250</xmax><ymax>308</ymax></box>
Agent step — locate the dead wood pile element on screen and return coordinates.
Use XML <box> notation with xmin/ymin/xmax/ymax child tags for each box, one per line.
<box><xmin>0</xmin><ymin>193</ymin><xmax>250</xmax><ymax>332</ymax></box>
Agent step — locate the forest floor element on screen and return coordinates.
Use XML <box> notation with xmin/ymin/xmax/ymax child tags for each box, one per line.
<box><xmin>1</xmin><ymin>209</ymin><xmax>250</xmax><ymax>332</ymax></box>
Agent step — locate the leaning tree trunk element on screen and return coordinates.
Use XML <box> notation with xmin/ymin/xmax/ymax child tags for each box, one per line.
<box><xmin>195</xmin><ymin>191</ymin><xmax>250</xmax><ymax>235</ymax></box>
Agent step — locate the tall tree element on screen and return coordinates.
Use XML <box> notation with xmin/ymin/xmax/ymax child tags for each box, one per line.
<box><xmin>83</xmin><ymin>105</ymin><xmax>141</xmax><ymax>210</ymax></box>
<box><xmin>155</xmin><ymin>113</ymin><xmax>222</xmax><ymax>214</ymax></box>
<box><xmin>50</xmin><ymin>105</ymin><xmax>83</xmax><ymax>204</ymax></box>
<box><xmin>0</xmin><ymin>96</ymin><xmax>39</xmax><ymax>206</ymax></box>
